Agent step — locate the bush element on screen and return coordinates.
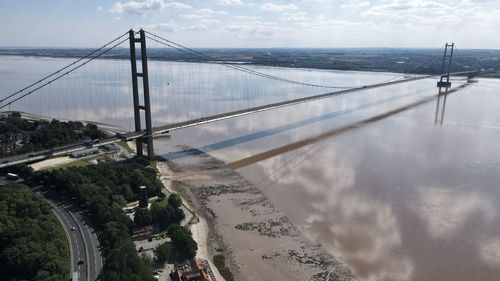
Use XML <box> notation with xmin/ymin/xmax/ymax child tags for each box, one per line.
<box><xmin>168</xmin><ymin>193</ymin><xmax>182</xmax><ymax>208</ymax></box>
<box><xmin>213</xmin><ymin>255</ymin><xmax>235</xmax><ymax>281</ymax></box>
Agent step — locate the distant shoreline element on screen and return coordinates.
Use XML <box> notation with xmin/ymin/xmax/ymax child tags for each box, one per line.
<box><xmin>1</xmin><ymin>47</ymin><xmax>495</xmax><ymax>75</ymax></box>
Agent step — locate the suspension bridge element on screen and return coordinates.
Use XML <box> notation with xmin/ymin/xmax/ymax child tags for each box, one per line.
<box><xmin>0</xmin><ymin>29</ymin><xmax>478</xmax><ymax>168</ymax></box>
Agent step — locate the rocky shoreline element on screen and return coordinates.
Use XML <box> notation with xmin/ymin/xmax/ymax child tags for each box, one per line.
<box><xmin>160</xmin><ymin>146</ymin><xmax>356</xmax><ymax>281</ymax></box>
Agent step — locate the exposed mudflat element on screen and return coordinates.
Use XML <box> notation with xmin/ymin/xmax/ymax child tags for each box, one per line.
<box><xmin>160</xmin><ymin>146</ymin><xmax>356</xmax><ymax>281</ymax></box>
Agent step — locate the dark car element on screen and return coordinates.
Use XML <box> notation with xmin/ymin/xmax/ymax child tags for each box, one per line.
<box><xmin>78</xmin><ymin>260</ymin><xmax>84</xmax><ymax>265</ymax></box>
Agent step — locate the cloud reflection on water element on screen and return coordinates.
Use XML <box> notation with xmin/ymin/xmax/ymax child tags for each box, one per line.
<box><xmin>261</xmin><ymin>146</ymin><xmax>414</xmax><ymax>281</ymax></box>
<box><xmin>418</xmin><ymin>186</ymin><xmax>496</xmax><ymax>239</ymax></box>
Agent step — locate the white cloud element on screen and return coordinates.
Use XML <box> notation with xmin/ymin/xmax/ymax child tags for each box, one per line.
<box><xmin>164</xmin><ymin>2</ymin><xmax>192</xmax><ymax>10</ymax></box>
<box><xmin>281</xmin><ymin>12</ymin><xmax>307</xmax><ymax>22</ymax></box>
<box><xmin>148</xmin><ymin>22</ymin><xmax>176</xmax><ymax>32</ymax></box>
<box><xmin>180</xmin><ymin>8</ymin><xmax>228</xmax><ymax>19</ymax></box>
<box><xmin>223</xmin><ymin>21</ymin><xmax>279</xmax><ymax>37</ymax></box>
<box><xmin>110</xmin><ymin>0</ymin><xmax>163</xmax><ymax>14</ymax></box>
<box><xmin>340</xmin><ymin>1</ymin><xmax>370</xmax><ymax>9</ymax></box>
<box><xmin>197</xmin><ymin>8</ymin><xmax>228</xmax><ymax>15</ymax></box>
<box><xmin>235</xmin><ymin>15</ymin><xmax>261</xmax><ymax>20</ymax></box>
<box><xmin>110</xmin><ymin>0</ymin><xmax>191</xmax><ymax>15</ymax></box>
<box><xmin>364</xmin><ymin>0</ymin><xmax>452</xmax><ymax>18</ymax></box>
<box><xmin>184</xmin><ymin>24</ymin><xmax>208</xmax><ymax>31</ymax></box>
<box><xmin>6</xmin><ymin>0</ymin><xmax>500</xmax><ymax>48</ymax></box>
<box><xmin>260</xmin><ymin>3</ymin><xmax>299</xmax><ymax>12</ymax></box>
<box><xmin>217</xmin><ymin>0</ymin><xmax>242</xmax><ymax>6</ymax></box>
<box><xmin>225</xmin><ymin>24</ymin><xmax>245</xmax><ymax>32</ymax></box>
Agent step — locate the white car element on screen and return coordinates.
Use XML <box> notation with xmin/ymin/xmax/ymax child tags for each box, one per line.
<box><xmin>71</xmin><ymin>226</ymin><xmax>76</xmax><ymax>231</ymax></box>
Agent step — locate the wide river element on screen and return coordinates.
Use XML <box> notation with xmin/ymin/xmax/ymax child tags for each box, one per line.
<box><xmin>2</xmin><ymin>56</ymin><xmax>500</xmax><ymax>281</ymax></box>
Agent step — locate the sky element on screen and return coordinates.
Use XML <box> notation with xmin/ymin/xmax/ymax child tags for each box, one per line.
<box><xmin>1</xmin><ymin>0</ymin><xmax>500</xmax><ymax>48</ymax></box>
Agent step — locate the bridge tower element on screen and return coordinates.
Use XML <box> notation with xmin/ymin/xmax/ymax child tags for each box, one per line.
<box><xmin>435</xmin><ymin>42</ymin><xmax>454</xmax><ymax>125</ymax></box>
<box><xmin>436</xmin><ymin>43</ymin><xmax>454</xmax><ymax>93</ymax></box>
<box><xmin>129</xmin><ymin>29</ymin><xmax>154</xmax><ymax>159</ymax></box>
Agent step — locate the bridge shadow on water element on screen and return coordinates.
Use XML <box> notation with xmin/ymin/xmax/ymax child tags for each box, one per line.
<box><xmin>160</xmin><ymin>91</ymin><xmax>427</xmax><ymax>162</ymax></box>
<box><xmin>226</xmin><ymin>82</ymin><xmax>471</xmax><ymax>169</ymax></box>
<box><xmin>226</xmin><ymin>95</ymin><xmax>439</xmax><ymax>169</ymax></box>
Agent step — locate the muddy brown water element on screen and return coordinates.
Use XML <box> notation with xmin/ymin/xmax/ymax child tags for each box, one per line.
<box><xmin>157</xmin><ymin>79</ymin><xmax>500</xmax><ymax>281</ymax></box>
<box><xmin>3</xmin><ymin>55</ymin><xmax>500</xmax><ymax>280</ymax></box>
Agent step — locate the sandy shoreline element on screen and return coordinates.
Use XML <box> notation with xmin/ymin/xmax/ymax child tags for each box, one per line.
<box><xmin>157</xmin><ymin>146</ymin><xmax>356</xmax><ymax>281</ymax></box>
<box><xmin>157</xmin><ymin>161</ymin><xmax>226</xmax><ymax>281</ymax></box>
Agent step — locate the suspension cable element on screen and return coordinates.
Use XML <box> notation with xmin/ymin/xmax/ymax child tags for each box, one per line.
<box><xmin>0</xmin><ymin>35</ymin><xmax>131</xmax><ymax>110</ymax></box>
<box><xmin>145</xmin><ymin>31</ymin><xmax>353</xmax><ymax>89</ymax></box>
<box><xmin>1</xmin><ymin>31</ymin><xmax>130</xmax><ymax>105</ymax></box>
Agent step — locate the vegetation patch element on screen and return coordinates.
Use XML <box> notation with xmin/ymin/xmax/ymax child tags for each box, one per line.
<box><xmin>479</xmin><ymin>71</ymin><xmax>500</xmax><ymax>78</ymax></box>
<box><xmin>154</xmin><ymin>242</ymin><xmax>173</xmax><ymax>264</ymax></box>
<box><xmin>0</xmin><ymin>113</ymin><xmax>105</xmax><ymax>157</ymax></box>
<box><xmin>118</xmin><ymin>140</ymin><xmax>134</xmax><ymax>154</ymax></box>
<box><xmin>0</xmin><ymin>184</ymin><xmax>69</xmax><ymax>281</ymax></box>
<box><xmin>213</xmin><ymin>254</ymin><xmax>235</xmax><ymax>281</ymax></box>
<box><xmin>153</xmin><ymin>197</ymin><xmax>168</xmax><ymax>207</ymax></box>
<box><xmin>34</xmin><ymin>157</ymin><xmax>164</xmax><ymax>281</ymax></box>
<box><xmin>154</xmin><ymin>225</ymin><xmax>197</xmax><ymax>264</ymax></box>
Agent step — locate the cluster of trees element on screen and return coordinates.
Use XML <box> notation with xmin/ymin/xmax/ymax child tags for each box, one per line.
<box><xmin>134</xmin><ymin>193</ymin><xmax>185</xmax><ymax>230</ymax></box>
<box><xmin>154</xmin><ymin>225</ymin><xmax>198</xmax><ymax>264</ymax></box>
<box><xmin>34</xmin><ymin>158</ymin><xmax>164</xmax><ymax>281</ymax></box>
<box><xmin>99</xmin><ymin>221</ymin><xmax>154</xmax><ymax>281</ymax></box>
<box><xmin>0</xmin><ymin>113</ymin><xmax>105</xmax><ymax>157</ymax></box>
<box><xmin>35</xmin><ymin>157</ymin><xmax>163</xmax><ymax>212</ymax></box>
<box><xmin>2</xmin><ymin>163</ymin><xmax>34</xmax><ymax>178</ymax></box>
<box><xmin>0</xmin><ymin>184</ymin><xmax>69</xmax><ymax>281</ymax></box>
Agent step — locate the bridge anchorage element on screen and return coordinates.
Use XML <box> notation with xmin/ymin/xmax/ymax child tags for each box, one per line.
<box><xmin>129</xmin><ymin>29</ymin><xmax>154</xmax><ymax>159</ymax></box>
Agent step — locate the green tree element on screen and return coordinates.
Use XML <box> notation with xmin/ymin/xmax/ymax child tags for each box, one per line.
<box><xmin>134</xmin><ymin>208</ymin><xmax>153</xmax><ymax>227</ymax></box>
<box><xmin>0</xmin><ymin>184</ymin><xmax>69</xmax><ymax>281</ymax></box>
<box><xmin>167</xmin><ymin>225</ymin><xmax>197</xmax><ymax>262</ymax></box>
<box><xmin>154</xmin><ymin>243</ymin><xmax>172</xmax><ymax>264</ymax></box>
<box><xmin>167</xmin><ymin>193</ymin><xmax>182</xmax><ymax>208</ymax></box>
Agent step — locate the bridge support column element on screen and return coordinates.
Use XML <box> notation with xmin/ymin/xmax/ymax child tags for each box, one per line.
<box><xmin>129</xmin><ymin>29</ymin><xmax>154</xmax><ymax>159</ymax></box>
<box><xmin>435</xmin><ymin>42</ymin><xmax>454</xmax><ymax>125</ymax></box>
<box><xmin>436</xmin><ymin>43</ymin><xmax>454</xmax><ymax>93</ymax></box>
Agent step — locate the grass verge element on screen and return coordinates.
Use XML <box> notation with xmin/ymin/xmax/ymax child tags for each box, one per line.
<box><xmin>118</xmin><ymin>140</ymin><xmax>135</xmax><ymax>154</ymax></box>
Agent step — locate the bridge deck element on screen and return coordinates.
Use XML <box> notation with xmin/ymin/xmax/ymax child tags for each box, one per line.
<box><xmin>0</xmin><ymin>71</ymin><xmax>475</xmax><ymax>169</ymax></box>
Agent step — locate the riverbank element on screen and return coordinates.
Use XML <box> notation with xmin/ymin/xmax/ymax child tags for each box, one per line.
<box><xmin>157</xmin><ymin>161</ymin><xmax>226</xmax><ymax>281</ymax></box>
<box><xmin>157</xmin><ymin>146</ymin><xmax>356</xmax><ymax>281</ymax></box>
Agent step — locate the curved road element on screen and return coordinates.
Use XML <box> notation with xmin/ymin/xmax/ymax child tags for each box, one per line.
<box><xmin>34</xmin><ymin>185</ymin><xmax>103</xmax><ymax>281</ymax></box>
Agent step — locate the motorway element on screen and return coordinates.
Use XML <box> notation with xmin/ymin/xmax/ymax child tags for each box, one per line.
<box><xmin>33</xmin><ymin>185</ymin><xmax>103</xmax><ymax>281</ymax></box>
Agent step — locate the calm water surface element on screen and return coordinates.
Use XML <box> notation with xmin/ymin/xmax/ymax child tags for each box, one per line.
<box><xmin>2</xmin><ymin>56</ymin><xmax>500</xmax><ymax>281</ymax></box>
